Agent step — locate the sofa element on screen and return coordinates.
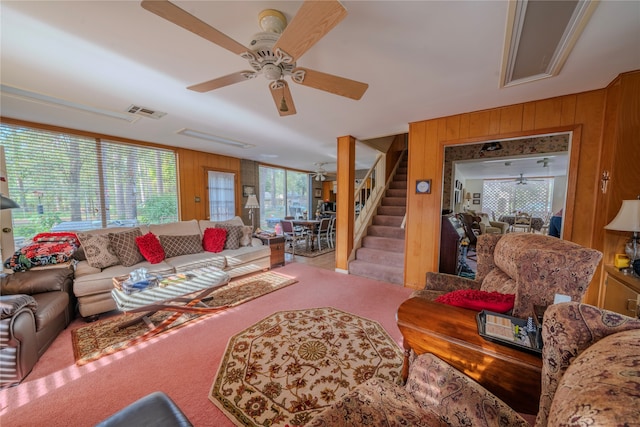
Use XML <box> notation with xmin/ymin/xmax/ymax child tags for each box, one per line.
<box><xmin>310</xmin><ymin>302</ymin><xmax>640</xmax><ymax>426</ymax></box>
<box><xmin>0</xmin><ymin>268</ymin><xmax>75</xmax><ymax>387</ymax></box>
<box><xmin>72</xmin><ymin>217</ymin><xmax>271</xmax><ymax>319</ymax></box>
<box><xmin>413</xmin><ymin>233</ymin><xmax>603</xmax><ymax>318</ymax></box>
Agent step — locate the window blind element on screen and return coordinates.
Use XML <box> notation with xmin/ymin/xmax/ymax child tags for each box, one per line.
<box><xmin>1</xmin><ymin>124</ymin><xmax>178</xmax><ymax>246</ymax></box>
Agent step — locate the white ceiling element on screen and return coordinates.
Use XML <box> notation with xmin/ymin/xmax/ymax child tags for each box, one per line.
<box><xmin>1</xmin><ymin>1</ymin><xmax>639</xmax><ymax>173</ymax></box>
<box><xmin>455</xmin><ymin>153</ymin><xmax>569</xmax><ymax>180</ymax></box>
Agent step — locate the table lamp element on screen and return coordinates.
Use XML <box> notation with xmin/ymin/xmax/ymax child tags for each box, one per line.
<box><xmin>605</xmin><ymin>198</ymin><xmax>640</xmax><ymax>275</ymax></box>
<box><xmin>245</xmin><ymin>194</ymin><xmax>260</xmax><ymax>231</ymax></box>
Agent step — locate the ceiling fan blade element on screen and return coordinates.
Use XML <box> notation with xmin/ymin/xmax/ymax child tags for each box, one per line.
<box><xmin>141</xmin><ymin>0</ymin><xmax>248</xmax><ymax>56</ymax></box>
<box><xmin>272</xmin><ymin>0</ymin><xmax>347</xmax><ymax>61</ymax></box>
<box><xmin>187</xmin><ymin>71</ymin><xmax>254</xmax><ymax>93</ymax></box>
<box><xmin>269</xmin><ymin>80</ymin><xmax>296</xmax><ymax>116</ymax></box>
<box><xmin>293</xmin><ymin>68</ymin><xmax>368</xmax><ymax>100</ymax></box>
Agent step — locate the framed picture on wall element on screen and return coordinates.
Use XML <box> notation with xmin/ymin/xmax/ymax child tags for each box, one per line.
<box><xmin>473</xmin><ymin>193</ymin><xmax>481</xmax><ymax>199</ymax></box>
<box><xmin>314</xmin><ymin>189</ymin><xmax>322</xmax><ymax>198</ymax></box>
<box><xmin>473</xmin><ymin>199</ymin><xmax>481</xmax><ymax>205</ymax></box>
<box><xmin>243</xmin><ymin>185</ymin><xmax>255</xmax><ymax>197</ymax></box>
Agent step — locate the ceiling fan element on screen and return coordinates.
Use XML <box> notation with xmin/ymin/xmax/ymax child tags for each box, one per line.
<box><xmin>537</xmin><ymin>157</ymin><xmax>552</xmax><ymax>167</ymax></box>
<box><xmin>512</xmin><ymin>173</ymin><xmax>544</xmax><ymax>185</ymax></box>
<box><xmin>310</xmin><ymin>162</ymin><xmax>329</xmax><ymax>181</ymax></box>
<box><xmin>140</xmin><ymin>0</ymin><xmax>369</xmax><ymax>116</ymax></box>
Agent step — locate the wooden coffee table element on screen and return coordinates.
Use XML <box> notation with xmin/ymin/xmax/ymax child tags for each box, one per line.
<box><xmin>397</xmin><ymin>297</ymin><xmax>542</xmax><ymax>414</ymax></box>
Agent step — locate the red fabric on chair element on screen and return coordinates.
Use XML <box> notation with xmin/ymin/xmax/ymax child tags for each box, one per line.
<box><xmin>435</xmin><ymin>289</ymin><xmax>515</xmax><ymax>313</ymax></box>
<box><xmin>135</xmin><ymin>232</ymin><xmax>165</xmax><ymax>264</ymax></box>
<box><xmin>202</xmin><ymin>228</ymin><xmax>227</xmax><ymax>253</ymax></box>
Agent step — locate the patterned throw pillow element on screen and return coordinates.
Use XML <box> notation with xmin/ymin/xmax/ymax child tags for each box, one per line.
<box><xmin>215</xmin><ymin>224</ymin><xmax>243</xmax><ymax>250</ymax></box>
<box><xmin>202</xmin><ymin>228</ymin><xmax>227</xmax><ymax>253</ymax></box>
<box><xmin>135</xmin><ymin>232</ymin><xmax>166</xmax><ymax>264</ymax></box>
<box><xmin>109</xmin><ymin>228</ymin><xmax>144</xmax><ymax>267</ymax></box>
<box><xmin>159</xmin><ymin>234</ymin><xmax>203</xmax><ymax>258</ymax></box>
<box><xmin>77</xmin><ymin>232</ymin><xmax>120</xmax><ymax>269</ymax></box>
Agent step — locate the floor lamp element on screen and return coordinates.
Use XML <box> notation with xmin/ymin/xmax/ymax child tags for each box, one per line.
<box><xmin>245</xmin><ymin>194</ymin><xmax>260</xmax><ymax>231</ymax></box>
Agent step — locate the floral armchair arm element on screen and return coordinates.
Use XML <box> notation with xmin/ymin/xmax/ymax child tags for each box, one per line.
<box><xmin>535</xmin><ymin>302</ymin><xmax>640</xmax><ymax>427</ymax></box>
<box><xmin>406</xmin><ymin>353</ymin><xmax>529</xmax><ymax>427</ymax></box>
<box><xmin>423</xmin><ymin>272</ymin><xmax>480</xmax><ymax>292</ymax></box>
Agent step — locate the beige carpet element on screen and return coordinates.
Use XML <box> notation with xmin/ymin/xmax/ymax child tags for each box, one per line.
<box><xmin>210</xmin><ymin>307</ymin><xmax>404</xmax><ymax>426</ymax></box>
<box><xmin>71</xmin><ymin>271</ymin><xmax>297</xmax><ymax>365</ymax></box>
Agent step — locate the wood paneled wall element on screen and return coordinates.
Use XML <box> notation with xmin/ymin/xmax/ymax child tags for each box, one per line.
<box><xmin>176</xmin><ymin>148</ymin><xmax>241</xmax><ymax>221</ymax></box>
<box><xmin>405</xmin><ymin>87</ymin><xmax>611</xmax><ymax>305</ymax></box>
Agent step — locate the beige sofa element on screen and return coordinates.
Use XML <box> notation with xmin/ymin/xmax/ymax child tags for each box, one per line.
<box><xmin>73</xmin><ymin>217</ymin><xmax>271</xmax><ymax>319</ymax></box>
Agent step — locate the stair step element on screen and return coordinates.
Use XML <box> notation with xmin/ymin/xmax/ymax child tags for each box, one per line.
<box><xmin>372</xmin><ymin>215</ymin><xmax>403</xmax><ymax>227</ymax></box>
<box><xmin>361</xmin><ymin>235</ymin><xmax>405</xmax><ymax>251</ymax></box>
<box><xmin>389</xmin><ymin>182</ymin><xmax>407</xmax><ymax>190</ymax></box>
<box><xmin>381</xmin><ymin>196</ymin><xmax>406</xmax><ymax>207</ymax></box>
<box><xmin>377</xmin><ymin>205</ymin><xmax>406</xmax><ymax>216</ymax></box>
<box><xmin>348</xmin><ymin>260</ymin><xmax>403</xmax><ymax>285</ymax></box>
<box><xmin>367</xmin><ymin>225</ymin><xmax>405</xmax><ymax>239</ymax></box>
<box><xmin>385</xmin><ymin>188</ymin><xmax>406</xmax><ymax>198</ymax></box>
<box><xmin>355</xmin><ymin>247</ymin><xmax>404</xmax><ymax>268</ymax></box>
<box><xmin>393</xmin><ymin>174</ymin><xmax>407</xmax><ymax>182</ymax></box>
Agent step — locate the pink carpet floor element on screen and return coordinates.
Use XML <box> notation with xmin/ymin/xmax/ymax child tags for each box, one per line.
<box><xmin>0</xmin><ymin>263</ymin><xmax>412</xmax><ymax>427</ymax></box>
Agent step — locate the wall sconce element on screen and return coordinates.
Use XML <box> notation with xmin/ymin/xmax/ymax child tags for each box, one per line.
<box><xmin>1</xmin><ymin>194</ymin><xmax>20</xmax><ymax>210</ymax></box>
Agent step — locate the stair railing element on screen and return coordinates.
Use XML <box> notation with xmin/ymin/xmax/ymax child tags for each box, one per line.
<box><xmin>350</xmin><ymin>149</ymin><xmax>406</xmax><ymax>262</ymax></box>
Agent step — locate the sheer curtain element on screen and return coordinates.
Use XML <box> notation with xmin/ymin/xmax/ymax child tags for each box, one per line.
<box><xmin>208</xmin><ymin>170</ymin><xmax>235</xmax><ymax>221</ymax></box>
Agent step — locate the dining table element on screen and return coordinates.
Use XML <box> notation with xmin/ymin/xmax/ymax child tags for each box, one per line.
<box><xmin>292</xmin><ymin>219</ymin><xmax>320</xmax><ymax>250</ymax></box>
<box><xmin>498</xmin><ymin>215</ymin><xmax>544</xmax><ymax>232</ymax></box>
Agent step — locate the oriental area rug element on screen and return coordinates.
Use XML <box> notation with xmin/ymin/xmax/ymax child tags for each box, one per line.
<box><xmin>71</xmin><ymin>271</ymin><xmax>297</xmax><ymax>365</ymax></box>
<box><xmin>209</xmin><ymin>307</ymin><xmax>404</xmax><ymax>426</ymax></box>
<box><xmin>285</xmin><ymin>243</ymin><xmax>334</xmax><ymax>258</ymax></box>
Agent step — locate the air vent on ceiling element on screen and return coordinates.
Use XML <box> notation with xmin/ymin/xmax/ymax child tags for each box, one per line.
<box><xmin>126</xmin><ymin>105</ymin><xmax>167</xmax><ymax>119</ymax></box>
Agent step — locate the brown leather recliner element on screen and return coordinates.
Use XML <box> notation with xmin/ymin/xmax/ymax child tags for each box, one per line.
<box><xmin>1</xmin><ymin>268</ymin><xmax>75</xmax><ymax>388</ymax></box>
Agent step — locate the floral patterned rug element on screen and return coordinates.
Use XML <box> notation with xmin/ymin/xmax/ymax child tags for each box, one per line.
<box><xmin>71</xmin><ymin>271</ymin><xmax>297</xmax><ymax>365</ymax></box>
<box><xmin>209</xmin><ymin>307</ymin><xmax>404</xmax><ymax>426</ymax></box>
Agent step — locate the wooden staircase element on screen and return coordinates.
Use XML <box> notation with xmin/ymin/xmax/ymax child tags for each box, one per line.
<box><xmin>348</xmin><ymin>156</ymin><xmax>407</xmax><ymax>284</ymax></box>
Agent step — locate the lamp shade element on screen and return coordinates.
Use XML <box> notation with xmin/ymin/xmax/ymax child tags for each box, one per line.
<box><xmin>245</xmin><ymin>194</ymin><xmax>260</xmax><ymax>209</ymax></box>
<box><xmin>604</xmin><ymin>200</ymin><xmax>640</xmax><ymax>232</ymax></box>
<box><xmin>0</xmin><ymin>194</ymin><xmax>20</xmax><ymax>210</ymax></box>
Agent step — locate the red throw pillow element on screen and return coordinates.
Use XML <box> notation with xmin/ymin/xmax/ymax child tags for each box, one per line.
<box><xmin>203</xmin><ymin>228</ymin><xmax>227</xmax><ymax>253</ymax></box>
<box><xmin>135</xmin><ymin>232</ymin><xmax>165</xmax><ymax>264</ymax></box>
<box><xmin>435</xmin><ymin>289</ymin><xmax>515</xmax><ymax>313</ymax></box>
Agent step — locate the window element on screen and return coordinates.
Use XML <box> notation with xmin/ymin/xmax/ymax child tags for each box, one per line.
<box><xmin>1</xmin><ymin>123</ymin><xmax>178</xmax><ymax>247</ymax></box>
<box><xmin>482</xmin><ymin>178</ymin><xmax>554</xmax><ymax>219</ymax></box>
<box><xmin>258</xmin><ymin>166</ymin><xmax>309</xmax><ymax>230</ymax></box>
<box><xmin>207</xmin><ymin>170</ymin><xmax>235</xmax><ymax>222</ymax></box>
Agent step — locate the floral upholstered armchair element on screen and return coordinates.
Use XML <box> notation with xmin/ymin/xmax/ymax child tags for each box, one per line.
<box><xmin>309</xmin><ymin>302</ymin><xmax>640</xmax><ymax>426</ymax></box>
<box><xmin>412</xmin><ymin>233</ymin><xmax>602</xmax><ymax>318</ymax></box>
<box><xmin>536</xmin><ymin>302</ymin><xmax>640</xmax><ymax>426</ymax></box>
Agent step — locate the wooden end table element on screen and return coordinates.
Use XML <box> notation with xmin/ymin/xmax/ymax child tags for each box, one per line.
<box><xmin>397</xmin><ymin>297</ymin><xmax>542</xmax><ymax>414</ymax></box>
<box><xmin>255</xmin><ymin>235</ymin><xmax>285</xmax><ymax>268</ymax></box>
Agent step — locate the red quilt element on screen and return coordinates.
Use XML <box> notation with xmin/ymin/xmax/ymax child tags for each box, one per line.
<box><xmin>435</xmin><ymin>289</ymin><xmax>515</xmax><ymax>313</ymax></box>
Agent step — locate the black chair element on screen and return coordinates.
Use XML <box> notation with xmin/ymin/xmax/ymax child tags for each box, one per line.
<box><xmin>95</xmin><ymin>391</ymin><xmax>192</xmax><ymax>427</ymax></box>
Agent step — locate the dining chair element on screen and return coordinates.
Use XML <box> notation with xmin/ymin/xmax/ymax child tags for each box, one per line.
<box><xmin>327</xmin><ymin>216</ymin><xmax>336</xmax><ymax>248</ymax></box>
<box><xmin>280</xmin><ymin>220</ymin><xmax>305</xmax><ymax>255</ymax></box>
<box><xmin>512</xmin><ymin>212</ymin><xmax>532</xmax><ymax>232</ymax></box>
<box><xmin>313</xmin><ymin>217</ymin><xmax>332</xmax><ymax>251</ymax></box>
